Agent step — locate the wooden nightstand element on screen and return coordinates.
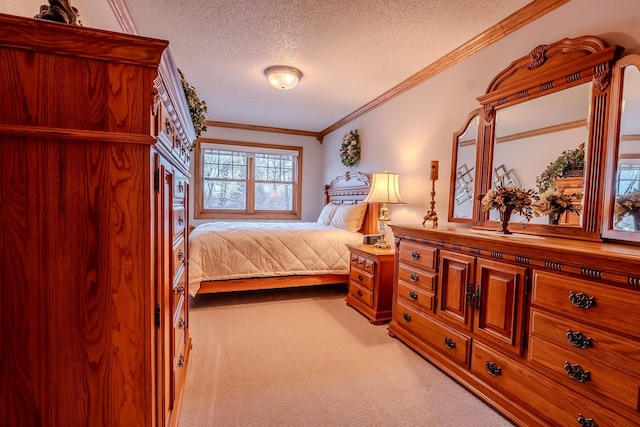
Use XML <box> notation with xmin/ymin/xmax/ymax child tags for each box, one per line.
<box><xmin>345</xmin><ymin>243</ymin><xmax>396</xmax><ymax>324</ymax></box>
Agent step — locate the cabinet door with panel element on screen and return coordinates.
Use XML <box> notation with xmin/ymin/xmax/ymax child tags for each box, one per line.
<box><xmin>473</xmin><ymin>258</ymin><xmax>527</xmax><ymax>355</ymax></box>
<box><xmin>438</xmin><ymin>250</ymin><xmax>527</xmax><ymax>355</ymax></box>
<box><xmin>437</xmin><ymin>250</ymin><xmax>474</xmax><ymax>331</ymax></box>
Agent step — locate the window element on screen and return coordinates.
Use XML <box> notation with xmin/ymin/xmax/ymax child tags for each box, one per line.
<box><xmin>195</xmin><ymin>139</ymin><xmax>302</xmax><ymax>220</ymax></box>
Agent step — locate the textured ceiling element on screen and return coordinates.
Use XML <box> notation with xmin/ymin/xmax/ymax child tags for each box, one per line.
<box><xmin>120</xmin><ymin>0</ymin><xmax>536</xmax><ymax>133</ymax></box>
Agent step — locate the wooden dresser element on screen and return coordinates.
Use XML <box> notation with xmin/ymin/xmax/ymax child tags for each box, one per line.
<box><xmin>388</xmin><ymin>224</ymin><xmax>640</xmax><ymax>426</ymax></box>
<box><xmin>345</xmin><ymin>243</ymin><xmax>395</xmax><ymax>324</ymax></box>
<box><xmin>0</xmin><ymin>14</ymin><xmax>193</xmax><ymax>427</ymax></box>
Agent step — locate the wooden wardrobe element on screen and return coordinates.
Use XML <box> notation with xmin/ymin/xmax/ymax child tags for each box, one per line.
<box><xmin>0</xmin><ymin>13</ymin><xmax>193</xmax><ymax>427</ymax></box>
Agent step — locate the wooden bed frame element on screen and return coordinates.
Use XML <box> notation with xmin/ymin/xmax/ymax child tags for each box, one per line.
<box><xmin>195</xmin><ymin>171</ymin><xmax>378</xmax><ymax>294</ymax></box>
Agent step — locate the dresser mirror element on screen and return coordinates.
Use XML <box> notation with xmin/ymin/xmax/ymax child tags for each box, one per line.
<box><xmin>473</xmin><ymin>36</ymin><xmax>622</xmax><ymax>241</ymax></box>
<box><xmin>488</xmin><ymin>82</ymin><xmax>591</xmax><ymax>226</ymax></box>
<box><xmin>603</xmin><ymin>54</ymin><xmax>640</xmax><ymax>243</ymax></box>
<box><xmin>448</xmin><ymin>109</ymin><xmax>481</xmax><ymax>223</ymax></box>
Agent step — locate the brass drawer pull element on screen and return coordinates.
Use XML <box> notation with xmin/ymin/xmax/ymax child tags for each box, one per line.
<box><xmin>173</xmin><ymin>285</ymin><xmax>185</xmax><ymax>296</ymax></box>
<box><xmin>443</xmin><ymin>337</ymin><xmax>456</xmax><ymax>349</ymax></box>
<box><xmin>178</xmin><ymin>354</ymin><xmax>185</xmax><ymax>367</ymax></box>
<box><xmin>411</xmin><ymin>250</ymin><xmax>420</xmax><ymax>260</ymax></box>
<box><xmin>564</xmin><ymin>361</ymin><xmax>591</xmax><ymax>382</ymax></box>
<box><xmin>484</xmin><ymin>361</ymin><xmax>502</xmax><ymax>377</ymax></box>
<box><xmin>408</xmin><ymin>291</ymin><xmax>418</xmax><ymax>301</ymax></box>
<box><xmin>402</xmin><ymin>312</ymin><xmax>411</xmax><ymax>322</ymax></box>
<box><xmin>357</xmin><ymin>274</ymin><xmax>364</xmax><ymax>281</ymax></box>
<box><xmin>566</xmin><ymin>329</ymin><xmax>593</xmax><ymax>349</ymax></box>
<box><xmin>178</xmin><ymin>318</ymin><xmax>185</xmax><ymax>329</ymax></box>
<box><xmin>178</xmin><ymin>215</ymin><xmax>185</xmax><ymax>226</ymax></box>
<box><xmin>409</xmin><ymin>272</ymin><xmax>419</xmax><ymax>282</ymax></box>
<box><xmin>577</xmin><ymin>414</ymin><xmax>598</xmax><ymax>427</ymax></box>
<box><xmin>178</xmin><ymin>249</ymin><xmax>185</xmax><ymax>262</ymax></box>
<box><xmin>357</xmin><ymin>290</ymin><xmax>363</xmax><ymax>297</ymax></box>
<box><xmin>568</xmin><ymin>291</ymin><xmax>596</xmax><ymax>309</ymax></box>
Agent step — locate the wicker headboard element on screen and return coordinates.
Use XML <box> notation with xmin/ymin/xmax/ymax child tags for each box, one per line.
<box><xmin>324</xmin><ymin>171</ymin><xmax>378</xmax><ymax>235</ymax></box>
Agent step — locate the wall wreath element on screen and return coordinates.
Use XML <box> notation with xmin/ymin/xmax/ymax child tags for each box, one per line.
<box><xmin>340</xmin><ymin>129</ymin><xmax>361</xmax><ymax>167</ymax></box>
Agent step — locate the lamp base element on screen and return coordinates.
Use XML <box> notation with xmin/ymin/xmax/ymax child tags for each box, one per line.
<box><xmin>374</xmin><ymin>237</ymin><xmax>391</xmax><ymax>249</ymax></box>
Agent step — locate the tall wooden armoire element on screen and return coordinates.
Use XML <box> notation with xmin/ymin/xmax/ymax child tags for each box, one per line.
<box><xmin>0</xmin><ymin>13</ymin><xmax>193</xmax><ymax>427</ymax></box>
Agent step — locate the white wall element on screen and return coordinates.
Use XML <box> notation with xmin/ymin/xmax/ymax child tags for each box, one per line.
<box><xmin>189</xmin><ymin>127</ymin><xmax>324</xmax><ymax>226</ymax></box>
<box><xmin>321</xmin><ymin>0</ymin><xmax>640</xmax><ymax>231</ymax></box>
<box><xmin>0</xmin><ymin>0</ymin><xmax>121</xmax><ymax>31</ymax></box>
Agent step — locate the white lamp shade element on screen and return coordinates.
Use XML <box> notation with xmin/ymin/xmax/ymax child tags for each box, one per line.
<box><xmin>363</xmin><ymin>172</ymin><xmax>404</xmax><ymax>204</ymax></box>
<box><xmin>264</xmin><ymin>66</ymin><xmax>302</xmax><ymax>90</ymax></box>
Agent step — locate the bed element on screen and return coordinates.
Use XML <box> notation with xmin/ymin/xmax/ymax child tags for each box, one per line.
<box><xmin>188</xmin><ymin>171</ymin><xmax>378</xmax><ymax>296</ymax></box>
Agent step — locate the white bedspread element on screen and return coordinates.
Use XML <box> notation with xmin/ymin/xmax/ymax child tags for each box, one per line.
<box><xmin>188</xmin><ymin>221</ymin><xmax>363</xmax><ymax>296</ymax></box>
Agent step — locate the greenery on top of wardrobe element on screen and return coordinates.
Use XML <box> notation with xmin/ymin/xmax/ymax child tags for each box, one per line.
<box><xmin>179</xmin><ymin>69</ymin><xmax>207</xmax><ymax>148</ymax></box>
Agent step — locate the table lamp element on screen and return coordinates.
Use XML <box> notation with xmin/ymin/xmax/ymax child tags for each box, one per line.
<box><xmin>363</xmin><ymin>171</ymin><xmax>404</xmax><ymax>248</ymax></box>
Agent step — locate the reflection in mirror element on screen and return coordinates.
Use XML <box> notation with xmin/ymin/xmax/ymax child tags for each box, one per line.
<box><xmin>613</xmin><ymin>65</ymin><xmax>640</xmax><ymax>232</ymax></box>
<box><xmin>449</xmin><ymin>110</ymin><xmax>479</xmax><ymax>222</ymax></box>
<box><xmin>489</xmin><ymin>83</ymin><xmax>591</xmax><ymax>225</ymax></box>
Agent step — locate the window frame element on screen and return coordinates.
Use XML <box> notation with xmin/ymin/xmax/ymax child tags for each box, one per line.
<box><xmin>194</xmin><ymin>138</ymin><xmax>302</xmax><ymax>220</ymax></box>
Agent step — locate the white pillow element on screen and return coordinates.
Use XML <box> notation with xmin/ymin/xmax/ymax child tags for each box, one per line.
<box><xmin>317</xmin><ymin>203</ymin><xmax>339</xmax><ymax>225</ymax></box>
<box><xmin>330</xmin><ymin>203</ymin><xmax>367</xmax><ymax>232</ymax></box>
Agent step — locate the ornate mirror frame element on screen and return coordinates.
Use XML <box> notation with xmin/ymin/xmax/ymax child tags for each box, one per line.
<box><xmin>603</xmin><ymin>54</ymin><xmax>640</xmax><ymax>243</ymax></box>
<box><xmin>448</xmin><ymin>108</ymin><xmax>482</xmax><ymax>224</ymax></box>
<box><xmin>475</xmin><ymin>36</ymin><xmax>623</xmax><ymax>241</ymax></box>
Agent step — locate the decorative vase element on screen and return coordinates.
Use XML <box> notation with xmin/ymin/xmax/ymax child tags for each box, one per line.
<box><xmin>549</xmin><ymin>212</ymin><xmax>560</xmax><ymax>225</ymax></box>
<box><xmin>498</xmin><ymin>206</ymin><xmax>514</xmax><ymax>234</ymax></box>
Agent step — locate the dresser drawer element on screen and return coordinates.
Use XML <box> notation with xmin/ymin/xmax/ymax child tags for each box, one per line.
<box><xmin>397</xmin><ymin>264</ymin><xmax>436</xmax><ymax>292</ymax></box>
<box><xmin>349</xmin><ymin>282</ymin><xmax>373</xmax><ymax>307</ymax></box>
<box><xmin>174</xmin><ymin>336</ymin><xmax>186</xmax><ymax>372</ymax></box>
<box><xmin>173</xmin><ymin>294</ymin><xmax>186</xmax><ymax>345</ymax></box>
<box><xmin>173</xmin><ymin>204</ymin><xmax>186</xmax><ymax>240</ymax></box>
<box><xmin>173</xmin><ymin>236</ymin><xmax>186</xmax><ymax>278</ymax></box>
<box><xmin>528</xmin><ymin>336</ymin><xmax>640</xmax><ymax>414</ymax></box>
<box><xmin>529</xmin><ymin>308</ymin><xmax>640</xmax><ymax>371</ymax></box>
<box><xmin>398</xmin><ymin>241</ymin><xmax>436</xmax><ymax>271</ymax></box>
<box><xmin>397</xmin><ymin>281</ymin><xmax>434</xmax><ymax>314</ymax></box>
<box><xmin>394</xmin><ymin>301</ymin><xmax>470</xmax><ymax>367</ymax></box>
<box><xmin>350</xmin><ymin>267</ymin><xmax>373</xmax><ymax>291</ymax></box>
<box><xmin>472</xmin><ymin>341</ymin><xmax>635</xmax><ymax>427</ymax></box>
<box><xmin>172</xmin><ymin>270</ymin><xmax>186</xmax><ymax>313</ymax></box>
<box><xmin>531</xmin><ymin>270</ymin><xmax>640</xmax><ymax>339</ymax></box>
<box><xmin>174</xmin><ymin>175</ymin><xmax>187</xmax><ymax>200</ymax></box>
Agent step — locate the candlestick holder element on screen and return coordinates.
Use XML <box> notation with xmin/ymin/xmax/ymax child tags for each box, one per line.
<box><xmin>423</xmin><ymin>161</ymin><xmax>438</xmax><ymax>227</ymax></box>
<box><xmin>422</xmin><ymin>179</ymin><xmax>438</xmax><ymax>228</ymax></box>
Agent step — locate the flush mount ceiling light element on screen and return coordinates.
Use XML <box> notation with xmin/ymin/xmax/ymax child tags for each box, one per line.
<box><xmin>263</xmin><ymin>65</ymin><xmax>303</xmax><ymax>90</ymax></box>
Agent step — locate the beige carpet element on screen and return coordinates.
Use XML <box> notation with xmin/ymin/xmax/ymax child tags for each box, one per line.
<box><xmin>178</xmin><ymin>284</ymin><xmax>515</xmax><ymax>427</ymax></box>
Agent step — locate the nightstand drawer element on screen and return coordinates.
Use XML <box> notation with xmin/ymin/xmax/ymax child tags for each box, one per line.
<box><xmin>531</xmin><ymin>270</ymin><xmax>640</xmax><ymax>338</ymax></box>
<box><xmin>350</xmin><ymin>267</ymin><xmax>373</xmax><ymax>290</ymax></box>
<box><xmin>349</xmin><ymin>282</ymin><xmax>373</xmax><ymax>307</ymax></box>
<box><xmin>397</xmin><ymin>281</ymin><xmax>434</xmax><ymax>314</ymax></box>
<box><xmin>351</xmin><ymin>253</ymin><xmax>375</xmax><ymax>273</ymax></box>
<box><xmin>398</xmin><ymin>241</ymin><xmax>436</xmax><ymax>271</ymax></box>
<box><xmin>395</xmin><ymin>301</ymin><xmax>470</xmax><ymax>367</ymax></box>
